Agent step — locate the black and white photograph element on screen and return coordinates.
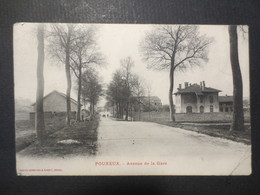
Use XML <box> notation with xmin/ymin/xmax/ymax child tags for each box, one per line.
<box><xmin>14</xmin><ymin>23</ymin><xmax>251</xmax><ymax>175</ymax></box>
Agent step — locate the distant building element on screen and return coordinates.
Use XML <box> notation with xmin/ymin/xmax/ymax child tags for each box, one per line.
<box><xmin>243</xmin><ymin>98</ymin><xmax>250</xmax><ymax>112</ymax></box>
<box><xmin>97</xmin><ymin>106</ymin><xmax>110</xmax><ymax>117</ymax></box>
<box><xmin>134</xmin><ymin>96</ymin><xmax>163</xmax><ymax>111</ymax></box>
<box><xmin>219</xmin><ymin>96</ymin><xmax>250</xmax><ymax>113</ymax></box>
<box><xmin>174</xmin><ymin>81</ymin><xmax>221</xmax><ymax>113</ymax></box>
<box><xmin>219</xmin><ymin>95</ymin><xmax>233</xmax><ymax>112</ymax></box>
<box><xmin>30</xmin><ymin>90</ymin><xmax>79</xmax><ymax>123</ymax></box>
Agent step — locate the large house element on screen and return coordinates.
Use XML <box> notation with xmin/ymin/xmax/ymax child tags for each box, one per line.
<box><xmin>30</xmin><ymin>90</ymin><xmax>79</xmax><ymax>123</ymax></box>
<box><xmin>174</xmin><ymin>81</ymin><xmax>221</xmax><ymax>113</ymax></box>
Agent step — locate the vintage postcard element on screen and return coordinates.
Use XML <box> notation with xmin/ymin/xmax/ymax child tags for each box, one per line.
<box><xmin>14</xmin><ymin>23</ymin><xmax>251</xmax><ymax>175</ymax></box>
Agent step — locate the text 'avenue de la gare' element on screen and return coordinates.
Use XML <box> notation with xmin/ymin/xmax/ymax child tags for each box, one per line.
<box><xmin>95</xmin><ymin>161</ymin><xmax>168</xmax><ymax>166</ymax></box>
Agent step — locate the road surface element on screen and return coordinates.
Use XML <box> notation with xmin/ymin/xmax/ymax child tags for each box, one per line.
<box><xmin>95</xmin><ymin>117</ymin><xmax>251</xmax><ymax>175</ymax></box>
<box><xmin>16</xmin><ymin>117</ymin><xmax>251</xmax><ymax>176</ymax></box>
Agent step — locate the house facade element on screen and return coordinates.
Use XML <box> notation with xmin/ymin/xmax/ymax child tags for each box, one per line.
<box><xmin>174</xmin><ymin>81</ymin><xmax>221</xmax><ymax>113</ymax></box>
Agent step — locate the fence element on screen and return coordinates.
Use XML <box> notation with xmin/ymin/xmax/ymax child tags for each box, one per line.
<box><xmin>131</xmin><ymin>111</ymin><xmax>251</xmax><ymax>123</ymax></box>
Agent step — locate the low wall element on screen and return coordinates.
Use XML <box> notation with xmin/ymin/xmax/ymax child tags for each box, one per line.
<box><xmin>30</xmin><ymin>111</ymin><xmax>76</xmax><ymax>126</ymax></box>
<box><xmin>132</xmin><ymin>111</ymin><xmax>251</xmax><ymax>123</ymax></box>
<box><xmin>175</xmin><ymin>112</ymin><xmax>233</xmax><ymax>122</ymax></box>
<box><xmin>132</xmin><ymin>111</ymin><xmax>170</xmax><ymax>122</ymax></box>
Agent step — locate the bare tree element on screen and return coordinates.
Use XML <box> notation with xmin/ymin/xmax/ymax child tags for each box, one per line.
<box><xmin>131</xmin><ymin>74</ymin><xmax>145</xmax><ymax>120</ymax></box>
<box><xmin>228</xmin><ymin>25</ymin><xmax>245</xmax><ymax>132</ymax></box>
<box><xmin>120</xmin><ymin>57</ymin><xmax>134</xmax><ymax>121</ymax></box>
<box><xmin>106</xmin><ymin>59</ymin><xmax>147</xmax><ymax>121</ymax></box>
<box><xmin>48</xmin><ymin>24</ymin><xmax>77</xmax><ymax>126</ymax></box>
<box><xmin>140</xmin><ymin>25</ymin><xmax>212</xmax><ymax>121</ymax></box>
<box><xmin>69</xmin><ymin>26</ymin><xmax>104</xmax><ymax>121</ymax></box>
<box><xmin>35</xmin><ymin>24</ymin><xmax>46</xmax><ymax>144</ymax></box>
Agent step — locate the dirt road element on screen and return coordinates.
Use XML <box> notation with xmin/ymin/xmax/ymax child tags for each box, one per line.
<box><xmin>96</xmin><ymin>117</ymin><xmax>251</xmax><ymax>175</ymax></box>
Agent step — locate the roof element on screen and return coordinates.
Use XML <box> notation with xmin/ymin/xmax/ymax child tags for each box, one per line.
<box><xmin>31</xmin><ymin>90</ymin><xmax>79</xmax><ymax>106</ymax></box>
<box><xmin>139</xmin><ymin>96</ymin><xmax>161</xmax><ymax>102</ymax></box>
<box><xmin>219</xmin><ymin>96</ymin><xmax>233</xmax><ymax>102</ymax></box>
<box><xmin>132</xmin><ymin>96</ymin><xmax>162</xmax><ymax>106</ymax></box>
<box><xmin>174</xmin><ymin>84</ymin><xmax>221</xmax><ymax>95</ymax></box>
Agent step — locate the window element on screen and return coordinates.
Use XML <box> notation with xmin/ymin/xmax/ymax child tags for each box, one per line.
<box><xmin>210</xmin><ymin>105</ymin><xmax>214</xmax><ymax>112</ymax></box>
<box><xmin>225</xmin><ymin>107</ymin><xmax>229</xmax><ymax>112</ymax></box>
<box><xmin>200</xmin><ymin>97</ymin><xmax>203</xmax><ymax>103</ymax></box>
<box><xmin>220</xmin><ymin>107</ymin><xmax>223</xmax><ymax>112</ymax></box>
<box><xmin>186</xmin><ymin>106</ymin><xmax>192</xmax><ymax>113</ymax></box>
<box><xmin>209</xmin><ymin>96</ymin><xmax>214</xmax><ymax>103</ymax></box>
<box><xmin>200</xmin><ymin>106</ymin><xmax>204</xmax><ymax>113</ymax></box>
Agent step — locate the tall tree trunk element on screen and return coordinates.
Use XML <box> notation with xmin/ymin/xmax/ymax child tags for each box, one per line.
<box><xmin>139</xmin><ymin>101</ymin><xmax>141</xmax><ymax>121</ymax></box>
<box><xmin>92</xmin><ymin>102</ymin><xmax>95</xmax><ymax>116</ymax></box>
<box><xmin>65</xmin><ymin>48</ymin><xmax>71</xmax><ymax>125</ymax></box>
<box><xmin>116</xmin><ymin>102</ymin><xmax>119</xmax><ymax>118</ymax></box>
<box><xmin>120</xmin><ymin>102</ymin><xmax>123</xmax><ymax>119</ymax></box>
<box><xmin>118</xmin><ymin>102</ymin><xmax>121</xmax><ymax>118</ymax></box>
<box><xmin>112</xmin><ymin>103</ymin><xmax>114</xmax><ymax>116</ymax></box>
<box><xmin>36</xmin><ymin>24</ymin><xmax>46</xmax><ymax>144</ymax></box>
<box><xmin>76</xmin><ymin>67</ymin><xmax>82</xmax><ymax>121</ymax></box>
<box><xmin>125</xmin><ymin>102</ymin><xmax>129</xmax><ymax>120</ymax></box>
<box><xmin>65</xmin><ymin>26</ymin><xmax>72</xmax><ymax>126</ymax></box>
<box><xmin>148</xmin><ymin>95</ymin><xmax>151</xmax><ymax>120</ymax></box>
<box><xmin>228</xmin><ymin>25</ymin><xmax>245</xmax><ymax>132</ymax></box>
<box><xmin>169</xmin><ymin>64</ymin><xmax>175</xmax><ymax>122</ymax></box>
<box><xmin>89</xmin><ymin>104</ymin><xmax>92</xmax><ymax>118</ymax></box>
<box><xmin>122</xmin><ymin>103</ymin><xmax>124</xmax><ymax>119</ymax></box>
<box><xmin>131</xmin><ymin>103</ymin><xmax>133</xmax><ymax>121</ymax></box>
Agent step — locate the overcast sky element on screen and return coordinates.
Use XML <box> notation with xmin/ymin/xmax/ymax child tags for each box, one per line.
<box><xmin>14</xmin><ymin>23</ymin><xmax>249</xmax><ymax>105</ymax></box>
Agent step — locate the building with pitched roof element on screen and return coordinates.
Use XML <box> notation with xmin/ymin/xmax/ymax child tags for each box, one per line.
<box><xmin>31</xmin><ymin>90</ymin><xmax>79</xmax><ymax>113</ymax></box>
<box><xmin>30</xmin><ymin>90</ymin><xmax>80</xmax><ymax>123</ymax></box>
<box><xmin>174</xmin><ymin>81</ymin><xmax>221</xmax><ymax>113</ymax></box>
<box><xmin>133</xmin><ymin>96</ymin><xmax>163</xmax><ymax>112</ymax></box>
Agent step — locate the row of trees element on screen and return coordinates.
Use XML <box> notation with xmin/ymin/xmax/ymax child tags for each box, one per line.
<box><xmin>35</xmin><ymin>24</ymin><xmax>246</xmax><ymax>146</ymax></box>
<box><xmin>106</xmin><ymin>57</ymin><xmax>147</xmax><ymax>120</ymax></box>
<box><xmin>81</xmin><ymin>68</ymin><xmax>103</xmax><ymax>116</ymax></box>
<box><xmin>35</xmin><ymin>24</ymin><xmax>104</xmax><ymax>144</ymax></box>
<box><xmin>48</xmin><ymin>24</ymin><xmax>104</xmax><ymax>123</ymax></box>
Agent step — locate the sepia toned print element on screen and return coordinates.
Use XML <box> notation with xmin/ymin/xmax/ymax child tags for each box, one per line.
<box><xmin>14</xmin><ymin>23</ymin><xmax>251</xmax><ymax>175</ymax></box>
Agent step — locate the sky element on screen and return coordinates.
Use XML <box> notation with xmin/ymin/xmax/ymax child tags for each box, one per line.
<box><xmin>14</xmin><ymin>23</ymin><xmax>249</xmax><ymax>106</ymax></box>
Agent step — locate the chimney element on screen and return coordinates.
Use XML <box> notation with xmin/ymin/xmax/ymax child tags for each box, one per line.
<box><xmin>202</xmin><ymin>81</ymin><xmax>205</xmax><ymax>90</ymax></box>
<box><xmin>184</xmin><ymin>82</ymin><xmax>189</xmax><ymax>88</ymax></box>
<box><xmin>179</xmin><ymin>84</ymin><xmax>182</xmax><ymax>89</ymax></box>
<box><xmin>200</xmin><ymin>82</ymin><xmax>202</xmax><ymax>88</ymax></box>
